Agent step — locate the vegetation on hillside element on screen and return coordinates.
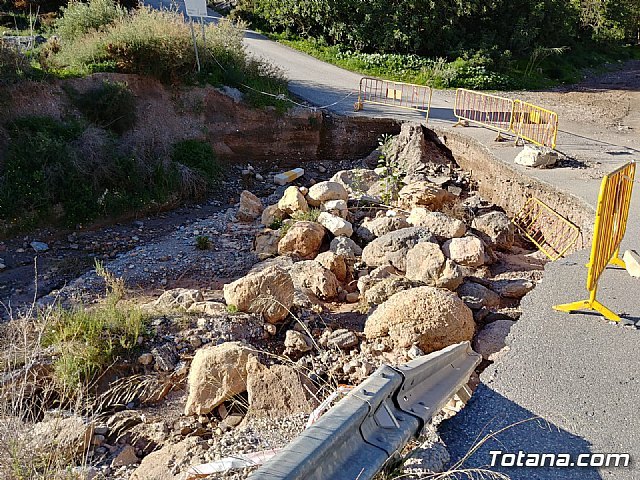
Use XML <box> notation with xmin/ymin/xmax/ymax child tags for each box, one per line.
<box><xmin>228</xmin><ymin>0</ymin><xmax>640</xmax><ymax>88</ymax></box>
<box><xmin>0</xmin><ymin>114</ymin><xmax>224</xmax><ymax>232</ymax></box>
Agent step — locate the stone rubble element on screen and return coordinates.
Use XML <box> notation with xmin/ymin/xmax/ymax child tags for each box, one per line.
<box><xmin>4</xmin><ymin>124</ymin><xmax>551</xmax><ymax>480</ymax></box>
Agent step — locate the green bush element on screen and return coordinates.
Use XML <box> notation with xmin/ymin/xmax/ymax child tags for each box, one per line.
<box><xmin>56</xmin><ymin>0</ymin><xmax>126</xmax><ymax>41</ymax></box>
<box><xmin>42</xmin><ymin>262</ymin><xmax>148</xmax><ymax>393</ymax></box>
<box><xmin>72</xmin><ymin>79</ymin><xmax>136</xmax><ymax>134</ymax></box>
<box><xmin>0</xmin><ymin>41</ymin><xmax>30</xmax><ymax>85</ymax></box>
<box><xmin>0</xmin><ymin>117</ymin><xmax>224</xmax><ymax>230</ymax></box>
<box><xmin>171</xmin><ymin>139</ymin><xmax>223</xmax><ymax>188</ymax></box>
<box><xmin>53</xmin><ymin>7</ymin><xmax>245</xmax><ymax>82</ymax></box>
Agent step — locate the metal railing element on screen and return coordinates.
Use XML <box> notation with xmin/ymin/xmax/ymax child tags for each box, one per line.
<box><xmin>454</xmin><ymin>88</ymin><xmax>514</xmax><ymax>140</ymax></box>
<box><xmin>453</xmin><ymin>88</ymin><xmax>559</xmax><ymax>149</ymax></box>
<box><xmin>512</xmin><ymin>197</ymin><xmax>581</xmax><ymax>261</ymax></box>
<box><xmin>249</xmin><ymin>342</ymin><xmax>481</xmax><ymax>480</ymax></box>
<box><xmin>554</xmin><ymin>162</ymin><xmax>636</xmax><ymax>322</ymax></box>
<box><xmin>354</xmin><ymin>77</ymin><xmax>433</xmax><ymax>120</ymax></box>
<box><xmin>512</xmin><ymin>100</ymin><xmax>559</xmax><ymax>149</ymax></box>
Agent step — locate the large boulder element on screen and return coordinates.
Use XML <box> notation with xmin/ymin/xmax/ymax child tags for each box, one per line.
<box><xmin>456</xmin><ymin>281</ymin><xmax>501</xmax><ymax>310</ymax></box>
<box><xmin>314</xmin><ymin>251</ymin><xmax>348</xmax><ymax>282</ymax></box>
<box><xmin>355</xmin><ymin>215</ymin><xmax>410</xmax><ymax>243</ymax></box>
<box><xmin>278</xmin><ymin>186</ymin><xmax>308</xmax><ymax>215</ymax></box>
<box><xmin>513</xmin><ymin>145</ymin><xmax>558</xmax><ymax>168</ymax></box>
<box><xmin>473</xmin><ymin>319</ymin><xmax>515</xmax><ymax>361</ymax></box>
<box><xmin>405</xmin><ymin>242</ymin><xmax>446</xmax><ymax>285</ymax></box>
<box><xmin>278</xmin><ymin>221</ymin><xmax>325</xmax><ymax>259</ymax></box>
<box><xmin>237</xmin><ymin>190</ymin><xmax>263</xmax><ymax>222</ymax></box>
<box><xmin>289</xmin><ymin>260</ymin><xmax>339</xmax><ymax>300</ymax></box>
<box><xmin>184</xmin><ymin>342</ymin><xmax>257</xmax><ymax>415</ymax></box>
<box><xmin>306</xmin><ymin>181</ymin><xmax>348</xmax><ymax>207</ymax></box>
<box><xmin>223</xmin><ymin>265</ymin><xmax>294</xmax><ymax>323</ymax></box>
<box><xmin>364</xmin><ymin>286</ymin><xmax>474</xmax><ymax>353</ymax></box>
<box><xmin>442</xmin><ymin>236</ymin><xmax>485</xmax><ymax>267</ymax></box>
<box><xmin>472</xmin><ymin>211</ymin><xmax>515</xmax><ymax>250</ymax></box>
<box><xmin>246</xmin><ymin>363</ymin><xmax>319</xmax><ymax>417</ymax></box>
<box><xmin>361</xmin><ymin>227</ymin><xmax>436</xmax><ymax>271</ymax></box>
<box><xmin>317</xmin><ymin>212</ymin><xmax>353</xmax><ymax>237</ymax></box>
<box><xmin>384</xmin><ymin>122</ymin><xmax>450</xmax><ymax>175</ymax></box>
<box><xmin>397</xmin><ymin>181</ymin><xmax>452</xmax><ymax>210</ymax></box>
<box><xmin>407</xmin><ymin>209</ymin><xmax>466</xmax><ymax>240</ymax></box>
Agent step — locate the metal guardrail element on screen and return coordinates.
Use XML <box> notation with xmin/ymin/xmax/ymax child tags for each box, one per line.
<box><xmin>354</xmin><ymin>77</ymin><xmax>433</xmax><ymax>120</ymax></box>
<box><xmin>249</xmin><ymin>342</ymin><xmax>481</xmax><ymax>480</ymax></box>
<box><xmin>512</xmin><ymin>100</ymin><xmax>559</xmax><ymax>150</ymax></box>
<box><xmin>512</xmin><ymin>197</ymin><xmax>581</xmax><ymax>261</ymax></box>
<box><xmin>453</xmin><ymin>88</ymin><xmax>559</xmax><ymax>149</ymax></box>
<box><xmin>554</xmin><ymin>162</ymin><xmax>636</xmax><ymax>322</ymax></box>
<box><xmin>454</xmin><ymin>88</ymin><xmax>514</xmax><ymax>140</ymax></box>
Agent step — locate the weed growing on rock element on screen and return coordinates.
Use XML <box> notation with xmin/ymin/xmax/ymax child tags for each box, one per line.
<box><xmin>290</xmin><ymin>208</ymin><xmax>321</xmax><ymax>223</ymax></box>
<box><xmin>42</xmin><ymin>262</ymin><xmax>148</xmax><ymax>395</ymax></box>
<box><xmin>377</xmin><ymin>134</ymin><xmax>404</xmax><ymax>205</ymax></box>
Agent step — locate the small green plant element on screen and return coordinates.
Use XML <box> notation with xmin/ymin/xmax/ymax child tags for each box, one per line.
<box><xmin>290</xmin><ymin>208</ymin><xmax>321</xmax><ymax>223</ymax></box>
<box><xmin>42</xmin><ymin>261</ymin><xmax>147</xmax><ymax>395</ymax></box>
<box><xmin>376</xmin><ymin>134</ymin><xmax>403</xmax><ymax>205</ymax></box>
<box><xmin>195</xmin><ymin>235</ymin><xmax>212</xmax><ymax>250</ymax></box>
<box><xmin>71</xmin><ymin>79</ymin><xmax>136</xmax><ymax>134</ymax></box>
<box><xmin>226</xmin><ymin>304</ymin><xmax>238</xmax><ymax>314</ymax></box>
<box><xmin>269</xmin><ymin>218</ymin><xmax>283</xmax><ymax>230</ymax></box>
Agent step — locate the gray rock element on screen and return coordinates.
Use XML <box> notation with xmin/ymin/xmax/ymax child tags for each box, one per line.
<box><xmin>473</xmin><ymin>319</ymin><xmax>515</xmax><ymax>361</ymax></box>
<box><xmin>355</xmin><ymin>215</ymin><xmax>410</xmax><ymax>243</ymax></box>
<box><xmin>456</xmin><ymin>281</ymin><xmax>501</xmax><ymax>310</ymax></box>
<box><xmin>361</xmin><ymin>227</ymin><xmax>436</xmax><ymax>271</ymax></box>
<box><xmin>472</xmin><ymin>211</ymin><xmax>515</xmax><ymax>249</ymax></box>
<box><xmin>327</xmin><ymin>329</ymin><xmax>359</xmax><ymax>350</ymax></box>
<box><xmin>330</xmin><ymin>236</ymin><xmax>362</xmax><ymax>259</ymax></box>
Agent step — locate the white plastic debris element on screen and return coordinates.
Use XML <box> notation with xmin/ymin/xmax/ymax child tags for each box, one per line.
<box><xmin>274</xmin><ymin>168</ymin><xmax>304</xmax><ymax>185</ymax></box>
<box><xmin>186</xmin><ymin>449</ymin><xmax>282</xmax><ymax>478</ymax></box>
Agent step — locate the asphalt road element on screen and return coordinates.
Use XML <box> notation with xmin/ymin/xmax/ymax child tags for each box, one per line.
<box><xmin>147</xmin><ymin>4</ymin><xmax>640</xmax><ymax>478</ymax></box>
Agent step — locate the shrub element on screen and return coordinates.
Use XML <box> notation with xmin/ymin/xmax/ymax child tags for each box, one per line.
<box><xmin>0</xmin><ymin>40</ymin><xmax>30</xmax><ymax>85</ymax></box>
<box><xmin>55</xmin><ymin>0</ymin><xmax>126</xmax><ymax>41</ymax></box>
<box><xmin>42</xmin><ymin>261</ymin><xmax>148</xmax><ymax>394</ymax></box>
<box><xmin>171</xmin><ymin>139</ymin><xmax>223</xmax><ymax>187</ymax></box>
<box><xmin>53</xmin><ymin>7</ymin><xmax>246</xmax><ymax>82</ymax></box>
<box><xmin>72</xmin><ymin>79</ymin><xmax>136</xmax><ymax>134</ymax></box>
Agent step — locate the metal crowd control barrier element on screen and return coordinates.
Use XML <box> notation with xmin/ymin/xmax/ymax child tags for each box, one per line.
<box><xmin>512</xmin><ymin>197</ymin><xmax>581</xmax><ymax>261</ymax></box>
<box><xmin>249</xmin><ymin>342</ymin><xmax>481</xmax><ymax>480</ymax></box>
<box><xmin>512</xmin><ymin>100</ymin><xmax>559</xmax><ymax>149</ymax></box>
<box><xmin>454</xmin><ymin>88</ymin><xmax>514</xmax><ymax>141</ymax></box>
<box><xmin>354</xmin><ymin>77</ymin><xmax>432</xmax><ymax>120</ymax></box>
<box><xmin>554</xmin><ymin>162</ymin><xmax>636</xmax><ymax>322</ymax></box>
